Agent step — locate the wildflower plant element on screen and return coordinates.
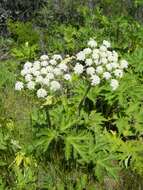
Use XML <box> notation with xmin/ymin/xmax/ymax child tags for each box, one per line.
<box><xmin>14</xmin><ymin>39</ymin><xmax>133</xmax><ymax>183</ymax></box>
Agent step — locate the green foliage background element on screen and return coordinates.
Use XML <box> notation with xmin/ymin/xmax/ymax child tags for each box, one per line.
<box><xmin>0</xmin><ymin>0</ymin><xmax>143</xmax><ymax>189</ymax></box>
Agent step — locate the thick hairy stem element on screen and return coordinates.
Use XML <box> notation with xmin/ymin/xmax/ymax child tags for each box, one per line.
<box><xmin>78</xmin><ymin>85</ymin><xmax>91</xmax><ymax>115</ymax></box>
<box><xmin>45</xmin><ymin>107</ymin><xmax>51</xmax><ymax>128</ymax></box>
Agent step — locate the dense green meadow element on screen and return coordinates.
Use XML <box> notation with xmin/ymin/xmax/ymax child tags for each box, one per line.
<box><xmin>0</xmin><ymin>0</ymin><xmax>143</xmax><ymax>189</ymax></box>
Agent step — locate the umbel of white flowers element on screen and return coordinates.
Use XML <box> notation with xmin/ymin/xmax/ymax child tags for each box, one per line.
<box><xmin>15</xmin><ymin>39</ymin><xmax>128</xmax><ymax>98</ymax></box>
<box><xmin>74</xmin><ymin>39</ymin><xmax>128</xmax><ymax>90</ymax></box>
<box><xmin>15</xmin><ymin>54</ymin><xmax>72</xmax><ymax>98</ymax></box>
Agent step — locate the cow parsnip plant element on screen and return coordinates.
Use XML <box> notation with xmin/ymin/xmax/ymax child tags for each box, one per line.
<box><xmin>14</xmin><ymin>39</ymin><xmax>139</xmax><ymax>184</ymax></box>
<box><xmin>0</xmin><ymin>39</ymin><xmax>142</xmax><ymax>189</ymax></box>
<box><xmin>0</xmin><ymin>38</ymin><xmax>142</xmax><ymax>189</ymax></box>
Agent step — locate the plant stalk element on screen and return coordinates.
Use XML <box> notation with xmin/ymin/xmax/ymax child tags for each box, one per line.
<box><xmin>45</xmin><ymin>107</ymin><xmax>51</xmax><ymax>128</ymax></box>
<box><xmin>78</xmin><ymin>84</ymin><xmax>91</xmax><ymax>116</ymax></box>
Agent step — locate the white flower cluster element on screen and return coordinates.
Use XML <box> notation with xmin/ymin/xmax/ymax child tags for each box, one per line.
<box><xmin>15</xmin><ymin>39</ymin><xmax>129</xmax><ymax>98</ymax></box>
<box><xmin>15</xmin><ymin>54</ymin><xmax>72</xmax><ymax>98</ymax></box>
<box><xmin>74</xmin><ymin>39</ymin><xmax>128</xmax><ymax>90</ymax></box>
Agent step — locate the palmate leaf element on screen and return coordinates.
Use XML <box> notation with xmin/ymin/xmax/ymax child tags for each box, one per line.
<box><xmin>58</xmin><ymin>107</ymin><xmax>79</xmax><ymax>133</ymax></box>
<box><xmin>50</xmin><ymin>105</ymin><xmax>64</xmax><ymax>129</ymax></box>
<box><xmin>31</xmin><ymin>108</ymin><xmax>47</xmax><ymax>126</ymax></box>
<box><xmin>35</xmin><ymin>128</ymin><xmax>58</xmax><ymax>152</ymax></box>
<box><xmin>87</xmin><ymin>131</ymin><xmax>121</xmax><ymax>181</ymax></box>
<box><xmin>87</xmin><ymin>111</ymin><xmax>106</xmax><ymax>133</ymax></box>
<box><xmin>103</xmin><ymin>72</ymin><xmax>143</xmax><ymax>107</ymax></box>
<box><xmin>94</xmin><ymin>154</ymin><xmax>119</xmax><ymax>181</ymax></box>
<box><xmin>70</xmin><ymin>77</ymin><xmax>89</xmax><ymax>106</ymax></box>
<box><xmin>118</xmin><ymin>73</ymin><xmax>143</xmax><ymax>103</ymax></box>
<box><xmin>50</xmin><ymin>103</ymin><xmax>79</xmax><ymax>133</ymax></box>
<box><xmin>88</xmin><ymin>135</ymin><xmax>120</xmax><ymax>181</ymax></box>
<box><xmin>64</xmin><ymin>131</ymin><xmax>90</xmax><ymax>161</ymax></box>
<box><xmin>115</xmin><ymin>101</ymin><xmax>143</xmax><ymax>136</ymax></box>
<box><xmin>60</xmin><ymin>117</ymin><xmax>78</xmax><ymax>133</ymax></box>
<box><xmin>119</xmin><ymin>140</ymin><xmax>143</xmax><ymax>173</ymax></box>
<box><xmin>87</xmin><ymin>86</ymin><xmax>101</xmax><ymax>103</ymax></box>
<box><xmin>126</xmin><ymin>103</ymin><xmax>143</xmax><ymax>134</ymax></box>
<box><xmin>104</xmin><ymin>133</ymin><xmax>143</xmax><ymax>174</ymax></box>
<box><xmin>127</xmin><ymin>48</ymin><xmax>143</xmax><ymax>73</ymax></box>
<box><xmin>115</xmin><ymin>117</ymin><xmax>133</xmax><ymax>136</ymax></box>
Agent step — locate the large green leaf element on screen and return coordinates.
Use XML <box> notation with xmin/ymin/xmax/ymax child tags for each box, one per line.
<box><xmin>64</xmin><ymin>131</ymin><xmax>90</xmax><ymax>161</ymax></box>
<box><xmin>35</xmin><ymin>128</ymin><xmax>58</xmax><ymax>152</ymax></box>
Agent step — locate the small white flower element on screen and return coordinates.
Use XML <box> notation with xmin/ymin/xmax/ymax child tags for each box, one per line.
<box><xmin>27</xmin><ymin>81</ymin><xmax>35</xmax><ymax>90</ymax></box>
<box><xmin>92</xmin><ymin>52</ymin><xmax>99</xmax><ymax>60</ymax></box>
<box><xmin>34</xmin><ymin>61</ymin><xmax>40</xmax><ymax>65</ymax></box>
<box><xmin>64</xmin><ymin>74</ymin><xmax>71</xmax><ymax>81</ymax></box>
<box><xmin>93</xmin><ymin>49</ymin><xmax>99</xmax><ymax>54</ymax></box>
<box><xmin>120</xmin><ymin>60</ymin><xmax>128</xmax><ymax>69</ymax></box>
<box><xmin>103</xmin><ymin>72</ymin><xmax>111</xmax><ymax>80</ymax></box>
<box><xmin>41</xmin><ymin>61</ymin><xmax>48</xmax><ymax>67</ymax></box>
<box><xmin>103</xmin><ymin>40</ymin><xmax>111</xmax><ymax>48</ymax></box>
<box><xmin>85</xmin><ymin>58</ymin><xmax>93</xmax><ymax>66</ymax></box>
<box><xmin>91</xmin><ymin>75</ymin><xmax>100</xmax><ymax>86</ymax></box>
<box><xmin>33</xmin><ymin>65</ymin><xmax>40</xmax><ymax>71</ymax></box>
<box><xmin>101</xmin><ymin>58</ymin><xmax>108</xmax><ymax>64</ymax></box>
<box><xmin>49</xmin><ymin>59</ymin><xmax>57</xmax><ymax>65</ymax></box>
<box><xmin>94</xmin><ymin>59</ymin><xmax>101</xmax><ymax>65</ymax></box>
<box><xmin>35</xmin><ymin>76</ymin><xmax>43</xmax><ymax>84</ymax></box>
<box><xmin>106</xmin><ymin>63</ymin><xmax>113</xmax><ymax>71</ymax></box>
<box><xmin>21</xmin><ymin>69</ymin><xmax>29</xmax><ymax>76</ymax></box>
<box><xmin>58</xmin><ymin>63</ymin><xmax>68</xmax><ymax>71</ymax></box>
<box><xmin>76</xmin><ymin>51</ymin><xmax>85</xmax><ymax>61</ymax></box>
<box><xmin>100</xmin><ymin>52</ymin><xmax>107</xmax><ymax>58</ymax></box>
<box><xmin>40</xmin><ymin>55</ymin><xmax>49</xmax><ymax>61</ymax></box>
<box><xmin>112</xmin><ymin>51</ymin><xmax>118</xmax><ymax>58</ymax></box>
<box><xmin>86</xmin><ymin>67</ymin><xmax>95</xmax><ymax>75</ymax></box>
<box><xmin>114</xmin><ymin>69</ymin><xmax>123</xmax><ymax>78</ymax></box>
<box><xmin>33</xmin><ymin>61</ymin><xmax>40</xmax><ymax>70</ymax></box>
<box><xmin>96</xmin><ymin>66</ymin><xmax>103</xmax><ymax>74</ymax></box>
<box><xmin>100</xmin><ymin>45</ymin><xmax>107</xmax><ymax>52</ymax></box>
<box><xmin>52</xmin><ymin>54</ymin><xmax>62</xmax><ymax>61</ymax></box>
<box><xmin>50</xmin><ymin>81</ymin><xmax>61</xmax><ymax>91</ymax></box>
<box><xmin>83</xmin><ymin>48</ymin><xmax>92</xmax><ymax>54</ymax></box>
<box><xmin>74</xmin><ymin>63</ymin><xmax>84</xmax><ymax>75</ymax></box>
<box><xmin>107</xmin><ymin>51</ymin><xmax>112</xmax><ymax>57</ymax></box>
<box><xmin>53</xmin><ymin>68</ymin><xmax>62</xmax><ymax>76</ymax></box>
<box><xmin>110</xmin><ymin>62</ymin><xmax>118</xmax><ymax>69</ymax></box>
<box><xmin>112</xmin><ymin>55</ymin><xmax>118</xmax><ymax>62</ymax></box>
<box><xmin>46</xmin><ymin>66</ymin><xmax>53</xmax><ymax>73</ymax></box>
<box><xmin>37</xmin><ymin>88</ymin><xmax>47</xmax><ymax>98</ymax></box>
<box><xmin>42</xmin><ymin>78</ymin><xmax>50</xmax><ymax>86</ymax></box>
<box><xmin>30</xmin><ymin>67</ymin><xmax>37</xmax><ymax>74</ymax></box>
<box><xmin>24</xmin><ymin>61</ymin><xmax>32</xmax><ymax>69</ymax></box>
<box><xmin>25</xmin><ymin>74</ymin><xmax>32</xmax><ymax>82</ymax></box>
<box><xmin>108</xmin><ymin>55</ymin><xmax>114</xmax><ymax>62</ymax></box>
<box><xmin>88</xmin><ymin>39</ymin><xmax>97</xmax><ymax>48</ymax></box>
<box><xmin>46</xmin><ymin>73</ymin><xmax>54</xmax><ymax>80</ymax></box>
<box><xmin>41</xmin><ymin>68</ymin><xmax>48</xmax><ymax>75</ymax></box>
<box><xmin>110</xmin><ymin>79</ymin><xmax>119</xmax><ymax>90</ymax></box>
<box><xmin>32</xmin><ymin>70</ymin><xmax>40</xmax><ymax>77</ymax></box>
<box><xmin>15</xmin><ymin>81</ymin><xmax>24</xmax><ymax>91</ymax></box>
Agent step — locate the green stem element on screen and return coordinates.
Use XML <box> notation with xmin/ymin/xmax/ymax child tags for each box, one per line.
<box><xmin>45</xmin><ymin>107</ymin><xmax>51</xmax><ymax>128</ymax></box>
<box><xmin>78</xmin><ymin>85</ymin><xmax>91</xmax><ymax>116</ymax></box>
